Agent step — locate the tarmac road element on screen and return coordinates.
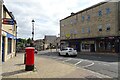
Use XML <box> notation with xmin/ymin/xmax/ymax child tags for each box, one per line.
<box><xmin>37</xmin><ymin>50</ymin><xmax>118</xmax><ymax>78</ymax></box>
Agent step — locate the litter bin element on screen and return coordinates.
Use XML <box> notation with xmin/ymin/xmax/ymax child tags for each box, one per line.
<box><xmin>25</xmin><ymin>47</ymin><xmax>35</xmax><ymax>71</ymax></box>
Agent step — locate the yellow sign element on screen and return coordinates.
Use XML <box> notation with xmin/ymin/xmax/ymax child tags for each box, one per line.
<box><xmin>65</xmin><ymin>34</ymin><xmax>70</xmax><ymax>38</ymax></box>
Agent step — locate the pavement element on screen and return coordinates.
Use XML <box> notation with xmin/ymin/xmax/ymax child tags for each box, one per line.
<box><xmin>1</xmin><ymin>52</ymin><xmax>112</xmax><ymax>79</ymax></box>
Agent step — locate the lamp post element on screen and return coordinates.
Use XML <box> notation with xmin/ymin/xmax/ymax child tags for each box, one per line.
<box><xmin>32</xmin><ymin>19</ymin><xmax>35</xmax><ymax>41</ymax></box>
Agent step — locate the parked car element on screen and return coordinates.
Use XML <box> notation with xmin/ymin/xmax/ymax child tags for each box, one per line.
<box><xmin>59</xmin><ymin>47</ymin><xmax>77</xmax><ymax>56</ymax></box>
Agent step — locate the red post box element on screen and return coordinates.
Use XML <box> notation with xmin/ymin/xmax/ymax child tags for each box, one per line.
<box><xmin>25</xmin><ymin>47</ymin><xmax>35</xmax><ymax>71</ymax></box>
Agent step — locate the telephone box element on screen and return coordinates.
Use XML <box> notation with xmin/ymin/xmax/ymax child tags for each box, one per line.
<box><xmin>25</xmin><ymin>47</ymin><xmax>35</xmax><ymax>71</ymax></box>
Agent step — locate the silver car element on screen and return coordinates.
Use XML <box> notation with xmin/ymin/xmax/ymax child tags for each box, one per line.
<box><xmin>59</xmin><ymin>47</ymin><xmax>77</xmax><ymax>56</ymax></box>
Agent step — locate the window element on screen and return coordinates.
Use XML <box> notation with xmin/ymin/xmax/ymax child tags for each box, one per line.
<box><xmin>70</xmin><ymin>20</ymin><xmax>73</xmax><ymax>24</ymax></box>
<box><xmin>82</xmin><ymin>16</ymin><xmax>85</xmax><ymax>22</ymax></box>
<box><xmin>106</xmin><ymin>42</ymin><xmax>111</xmax><ymax>50</ymax></box>
<box><xmin>98</xmin><ymin>10</ymin><xmax>102</xmax><ymax>17</ymax></box>
<box><xmin>73</xmin><ymin>19</ymin><xmax>77</xmax><ymax>24</ymax></box>
<box><xmin>70</xmin><ymin>19</ymin><xmax>77</xmax><ymax>24</ymax></box>
<box><xmin>87</xmin><ymin>15</ymin><xmax>90</xmax><ymax>21</ymax></box>
<box><xmin>8</xmin><ymin>38</ymin><xmax>12</xmax><ymax>54</ymax></box>
<box><xmin>106</xmin><ymin>24</ymin><xmax>111</xmax><ymax>31</ymax></box>
<box><xmin>87</xmin><ymin>27</ymin><xmax>90</xmax><ymax>33</ymax></box>
<box><xmin>106</xmin><ymin>8</ymin><xmax>111</xmax><ymax>15</ymax></box>
<box><xmin>82</xmin><ymin>28</ymin><xmax>84</xmax><ymax>33</ymax></box>
<box><xmin>82</xmin><ymin>44</ymin><xmax>90</xmax><ymax>50</ymax></box>
<box><xmin>98</xmin><ymin>25</ymin><xmax>102</xmax><ymax>31</ymax></box>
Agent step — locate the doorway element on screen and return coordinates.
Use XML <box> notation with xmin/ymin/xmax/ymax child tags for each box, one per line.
<box><xmin>90</xmin><ymin>44</ymin><xmax>95</xmax><ymax>52</ymax></box>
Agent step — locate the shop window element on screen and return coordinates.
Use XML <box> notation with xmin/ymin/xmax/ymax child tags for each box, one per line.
<box><xmin>8</xmin><ymin>38</ymin><xmax>12</xmax><ymax>54</ymax></box>
<box><xmin>106</xmin><ymin>42</ymin><xmax>111</xmax><ymax>50</ymax></box>
<box><xmin>82</xmin><ymin>44</ymin><xmax>90</xmax><ymax>50</ymax></box>
<box><xmin>99</xmin><ymin>42</ymin><xmax>105</xmax><ymax>50</ymax></box>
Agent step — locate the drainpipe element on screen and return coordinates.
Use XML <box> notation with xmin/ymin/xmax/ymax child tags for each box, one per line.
<box><xmin>0</xmin><ymin>0</ymin><xmax>3</xmax><ymax>61</ymax></box>
<box><xmin>15</xmin><ymin>26</ymin><xmax>17</xmax><ymax>56</ymax></box>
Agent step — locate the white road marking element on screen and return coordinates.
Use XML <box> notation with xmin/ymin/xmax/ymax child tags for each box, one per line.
<box><xmin>74</xmin><ymin>60</ymin><xmax>82</xmax><ymax>65</ymax></box>
<box><xmin>83</xmin><ymin>62</ymin><xmax>94</xmax><ymax>68</ymax></box>
<box><xmin>63</xmin><ymin>58</ymin><xmax>72</xmax><ymax>62</ymax></box>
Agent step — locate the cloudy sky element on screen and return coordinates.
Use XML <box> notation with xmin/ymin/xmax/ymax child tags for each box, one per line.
<box><xmin>4</xmin><ymin>0</ymin><xmax>105</xmax><ymax>40</ymax></box>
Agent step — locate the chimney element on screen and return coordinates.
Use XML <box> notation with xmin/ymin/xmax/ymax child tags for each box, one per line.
<box><xmin>71</xmin><ymin>12</ymin><xmax>75</xmax><ymax>16</ymax></box>
<box><xmin>10</xmin><ymin>12</ymin><xmax>15</xmax><ymax>19</ymax></box>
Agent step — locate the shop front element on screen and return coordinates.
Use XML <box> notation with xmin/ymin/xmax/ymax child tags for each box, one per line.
<box><xmin>81</xmin><ymin>40</ymin><xmax>95</xmax><ymax>52</ymax></box>
<box><xmin>96</xmin><ymin>36</ymin><xmax>119</xmax><ymax>53</ymax></box>
<box><xmin>60</xmin><ymin>39</ymin><xmax>81</xmax><ymax>52</ymax></box>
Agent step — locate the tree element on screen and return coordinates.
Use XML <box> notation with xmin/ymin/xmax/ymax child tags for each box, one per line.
<box><xmin>27</xmin><ymin>38</ymin><xmax>32</xmax><ymax>44</ymax></box>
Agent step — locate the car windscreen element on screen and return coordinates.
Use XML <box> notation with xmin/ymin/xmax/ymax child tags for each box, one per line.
<box><xmin>61</xmin><ymin>48</ymin><xmax>68</xmax><ymax>51</ymax></box>
<box><xmin>69</xmin><ymin>48</ymin><xmax>72</xmax><ymax>50</ymax></box>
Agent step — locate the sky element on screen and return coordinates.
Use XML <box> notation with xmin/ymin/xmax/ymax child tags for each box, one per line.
<box><xmin>3</xmin><ymin>0</ymin><xmax>106</xmax><ymax>40</ymax></box>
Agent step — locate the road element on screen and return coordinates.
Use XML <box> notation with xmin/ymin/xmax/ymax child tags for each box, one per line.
<box><xmin>37</xmin><ymin>50</ymin><xmax>118</xmax><ymax>78</ymax></box>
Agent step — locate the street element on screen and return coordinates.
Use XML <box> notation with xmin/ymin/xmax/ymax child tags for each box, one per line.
<box><xmin>38</xmin><ymin>50</ymin><xmax>118</xmax><ymax>78</ymax></box>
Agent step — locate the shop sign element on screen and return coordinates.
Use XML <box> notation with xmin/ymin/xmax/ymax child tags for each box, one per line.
<box><xmin>3</xmin><ymin>18</ymin><xmax>14</xmax><ymax>25</ymax></box>
<box><xmin>65</xmin><ymin>34</ymin><xmax>70</xmax><ymax>39</ymax></box>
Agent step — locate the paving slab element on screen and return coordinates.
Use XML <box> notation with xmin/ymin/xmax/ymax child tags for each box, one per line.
<box><xmin>2</xmin><ymin>53</ymin><xmax>110</xmax><ymax>78</ymax></box>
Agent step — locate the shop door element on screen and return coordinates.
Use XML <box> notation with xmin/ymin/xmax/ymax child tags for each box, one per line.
<box><xmin>90</xmin><ymin>44</ymin><xmax>95</xmax><ymax>52</ymax></box>
<box><xmin>2</xmin><ymin>36</ymin><xmax>5</xmax><ymax>62</ymax></box>
<box><xmin>76</xmin><ymin>43</ymin><xmax>81</xmax><ymax>52</ymax></box>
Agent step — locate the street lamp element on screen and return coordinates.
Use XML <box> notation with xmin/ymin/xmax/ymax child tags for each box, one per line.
<box><xmin>32</xmin><ymin>19</ymin><xmax>35</xmax><ymax>41</ymax></box>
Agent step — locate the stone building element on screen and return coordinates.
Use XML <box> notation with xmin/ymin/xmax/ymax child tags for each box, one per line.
<box><xmin>60</xmin><ymin>2</ymin><xmax>120</xmax><ymax>53</ymax></box>
<box><xmin>43</xmin><ymin>35</ymin><xmax>57</xmax><ymax>50</ymax></box>
<box><xmin>1</xmin><ymin>4</ymin><xmax>17</xmax><ymax>62</ymax></box>
<box><xmin>34</xmin><ymin>39</ymin><xmax>44</xmax><ymax>51</ymax></box>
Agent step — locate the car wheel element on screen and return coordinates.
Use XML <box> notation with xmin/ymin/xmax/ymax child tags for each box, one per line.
<box><xmin>58</xmin><ymin>53</ymin><xmax>61</xmax><ymax>56</ymax></box>
<box><xmin>74</xmin><ymin>55</ymin><xmax>77</xmax><ymax>57</ymax></box>
<box><xmin>66</xmin><ymin>53</ymin><xmax>69</xmax><ymax>56</ymax></box>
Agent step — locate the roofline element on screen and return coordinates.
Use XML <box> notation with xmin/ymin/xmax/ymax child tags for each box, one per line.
<box><xmin>3</xmin><ymin>4</ymin><xmax>17</xmax><ymax>24</ymax></box>
<box><xmin>60</xmin><ymin>2</ymin><xmax>107</xmax><ymax>21</ymax></box>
